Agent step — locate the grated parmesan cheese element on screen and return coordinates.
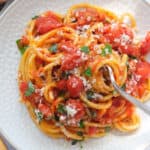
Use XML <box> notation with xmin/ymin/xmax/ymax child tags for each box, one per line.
<box><xmin>66</xmin><ymin>105</ymin><xmax>77</xmax><ymax>117</ymax></box>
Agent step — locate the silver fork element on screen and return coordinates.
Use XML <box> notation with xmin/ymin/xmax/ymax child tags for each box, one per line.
<box><xmin>106</xmin><ymin>66</ymin><xmax>150</xmax><ymax>116</ymax></box>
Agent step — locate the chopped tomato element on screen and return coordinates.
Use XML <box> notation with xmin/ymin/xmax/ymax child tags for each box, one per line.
<box><xmin>35</xmin><ymin>11</ymin><xmax>62</xmax><ymax>35</ymax></box>
<box><xmin>38</xmin><ymin>103</ymin><xmax>52</xmax><ymax>118</ymax></box>
<box><xmin>125</xmin><ymin>102</ymin><xmax>134</xmax><ymax>116</ymax></box>
<box><xmin>57</xmin><ymin>79</ymin><xmax>67</xmax><ymax>91</ymax></box>
<box><xmin>61</xmin><ymin>53</ymin><xmax>82</xmax><ymax>71</ymax></box>
<box><xmin>137</xmin><ymin>83</ymin><xmax>146</xmax><ymax>98</ymax></box>
<box><xmin>135</xmin><ymin>61</ymin><xmax>150</xmax><ymax>81</ymax></box>
<box><xmin>103</xmin><ymin>23</ymin><xmax>136</xmax><ymax>55</ymax></box>
<box><xmin>20</xmin><ymin>36</ymin><xmax>29</xmax><ymax>46</ymax></box>
<box><xmin>88</xmin><ymin>127</ymin><xmax>98</xmax><ymax>135</ymax></box>
<box><xmin>66</xmin><ymin>99</ymin><xmax>85</xmax><ymax>120</ymax></box>
<box><xmin>119</xmin><ymin>44</ymin><xmax>140</xmax><ymax>57</ymax></box>
<box><xmin>19</xmin><ymin>81</ymin><xmax>28</xmax><ymax>94</ymax></box>
<box><xmin>140</xmin><ymin>31</ymin><xmax>150</xmax><ymax>55</ymax></box>
<box><xmin>74</xmin><ymin>8</ymin><xmax>105</xmax><ymax>25</ymax></box>
<box><xmin>67</xmin><ymin>75</ymin><xmax>84</xmax><ymax>97</ymax></box>
<box><xmin>59</xmin><ymin>41</ymin><xmax>77</xmax><ymax>53</ymax></box>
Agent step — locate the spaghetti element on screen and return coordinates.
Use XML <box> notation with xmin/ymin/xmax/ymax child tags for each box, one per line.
<box><xmin>17</xmin><ymin>4</ymin><xmax>150</xmax><ymax>142</ymax></box>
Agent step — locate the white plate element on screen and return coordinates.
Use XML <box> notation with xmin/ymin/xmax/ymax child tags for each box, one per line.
<box><xmin>0</xmin><ymin>0</ymin><xmax>150</xmax><ymax>150</ymax></box>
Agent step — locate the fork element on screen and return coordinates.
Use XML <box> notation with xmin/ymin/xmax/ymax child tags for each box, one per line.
<box><xmin>106</xmin><ymin>65</ymin><xmax>150</xmax><ymax>116</ymax></box>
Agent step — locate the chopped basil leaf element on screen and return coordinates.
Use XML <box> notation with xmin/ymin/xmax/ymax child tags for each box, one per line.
<box><xmin>16</xmin><ymin>39</ymin><xmax>28</xmax><ymax>55</ymax></box>
<box><xmin>79</xmin><ymin>120</ymin><xmax>85</xmax><ymax>128</ymax></box>
<box><xmin>32</xmin><ymin>15</ymin><xmax>39</xmax><ymax>20</ymax></box>
<box><xmin>71</xmin><ymin>140</ymin><xmax>78</xmax><ymax>145</ymax></box>
<box><xmin>77</xmin><ymin>131</ymin><xmax>83</xmax><ymax>136</ymax></box>
<box><xmin>86</xmin><ymin>90</ymin><xmax>94</xmax><ymax>100</ymax></box>
<box><xmin>121</xmin><ymin>84</ymin><xmax>126</xmax><ymax>90</ymax></box>
<box><xmin>48</xmin><ymin>44</ymin><xmax>58</xmax><ymax>53</ymax></box>
<box><xmin>84</xmin><ymin>67</ymin><xmax>92</xmax><ymax>77</ymax></box>
<box><xmin>101</xmin><ymin>44</ymin><xmax>112</xmax><ymax>56</ymax></box>
<box><xmin>57</xmin><ymin>104</ymin><xmax>66</xmax><ymax>114</ymax></box>
<box><xmin>105</xmin><ymin>126</ymin><xmax>111</xmax><ymax>132</ymax></box>
<box><xmin>80</xmin><ymin>46</ymin><xmax>90</xmax><ymax>54</ymax></box>
<box><xmin>25</xmin><ymin>81</ymin><xmax>35</xmax><ymax>96</ymax></box>
<box><xmin>34</xmin><ymin>109</ymin><xmax>43</xmax><ymax>123</ymax></box>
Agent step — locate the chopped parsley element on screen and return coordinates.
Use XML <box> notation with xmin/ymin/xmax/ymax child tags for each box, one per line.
<box><xmin>79</xmin><ymin>120</ymin><xmax>85</xmax><ymax>128</ymax></box>
<box><xmin>48</xmin><ymin>44</ymin><xmax>58</xmax><ymax>53</ymax></box>
<box><xmin>105</xmin><ymin>126</ymin><xmax>111</xmax><ymax>132</ymax></box>
<box><xmin>25</xmin><ymin>81</ymin><xmax>35</xmax><ymax>96</ymax></box>
<box><xmin>32</xmin><ymin>15</ymin><xmax>39</xmax><ymax>20</ymax></box>
<box><xmin>101</xmin><ymin>44</ymin><xmax>112</xmax><ymax>56</ymax></box>
<box><xmin>80</xmin><ymin>46</ymin><xmax>90</xmax><ymax>54</ymax></box>
<box><xmin>84</xmin><ymin>67</ymin><xmax>92</xmax><ymax>77</ymax></box>
<box><xmin>57</xmin><ymin>104</ymin><xmax>66</xmax><ymax>114</ymax></box>
<box><xmin>34</xmin><ymin>109</ymin><xmax>43</xmax><ymax>123</ymax></box>
<box><xmin>16</xmin><ymin>39</ymin><xmax>28</xmax><ymax>55</ymax></box>
<box><xmin>86</xmin><ymin>90</ymin><xmax>94</xmax><ymax>100</ymax></box>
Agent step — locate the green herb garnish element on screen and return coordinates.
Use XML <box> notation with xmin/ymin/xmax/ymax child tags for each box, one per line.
<box><xmin>86</xmin><ymin>90</ymin><xmax>94</xmax><ymax>100</ymax></box>
<box><xmin>57</xmin><ymin>104</ymin><xmax>66</xmax><ymax>114</ymax></box>
<box><xmin>32</xmin><ymin>15</ymin><xmax>39</xmax><ymax>20</ymax></box>
<box><xmin>48</xmin><ymin>44</ymin><xmax>58</xmax><ymax>53</ymax></box>
<box><xmin>34</xmin><ymin>109</ymin><xmax>43</xmax><ymax>123</ymax></box>
<box><xmin>105</xmin><ymin>126</ymin><xmax>111</xmax><ymax>132</ymax></box>
<box><xmin>25</xmin><ymin>81</ymin><xmax>35</xmax><ymax>96</ymax></box>
<box><xmin>80</xmin><ymin>46</ymin><xmax>90</xmax><ymax>54</ymax></box>
<box><xmin>101</xmin><ymin>44</ymin><xmax>112</xmax><ymax>56</ymax></box>
<box><xmin>84</xmin><ymin>67</ymin><xmax>92</xmax><ymax>77</ymax></box>
<box><xmin>16</xmin><ymin>39</ymin><xmax>28</xmax><ymax>55</ymax></box>
<box><xmin>79</xmin><ymin>120</ymin><xmax>85</xmax><ymax>128</ymax></box>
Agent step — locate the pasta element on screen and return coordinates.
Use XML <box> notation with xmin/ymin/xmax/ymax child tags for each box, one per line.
<box><xmin>17</xmin><ymin>3</ymin><xmax>150</xmax><ymax>143</ymax></box>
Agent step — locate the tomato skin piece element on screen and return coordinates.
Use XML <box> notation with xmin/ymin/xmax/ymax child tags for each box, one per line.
<box><xmin>57</xmin><ymin>80</ymin><xmax>67</xmax><ymax>91</ymax></box>
<box><xmin>35</xmin><ymin>11</ymin><xmax>62</xmax><ymax>35</ymax></box>
<box><xmin>59</xmin><ymin>41</ymin><xmax>77</xmax><ymax>53</ymax></box>
<box><xmin>135</xmin><ymin>61</ymin><xmax>150</xmax><ymax>81</ymax></box>
<box><xmin>119</xmin><ymin>44</ymin><xmax>140</xmax><ymax>57</ymax></box>
<box><xmin>140</xmin><ymin>31</ymin><xmax>150</xmax><ymax>55</ymax></box>
<box><xmin>19</xmin><ymin>82</ymin><xmax>28</xmax><ymax>94</ymax></box>
<box><xmin>66</xmin><ymin>99</ymin><xmax>85</xmax><ymax>120</ymax></box>
<box><xmin>38</xmin><ymin>103</ymin><xmax>52</xmax><ymax>118</ymax></box>
<box><xmin>88</xmin><ymin>127</ymin><xmax>98</xmax><ymax>135</ymax></box>
<box><xmin>74</xmin><ymin>8</ymin><xmax>105</xmax><ymax>25</ymax></box>
<box><xmin>67</xmin><ymin>76</ymin><xmax>84</xmax><ymax>97</ymax></box>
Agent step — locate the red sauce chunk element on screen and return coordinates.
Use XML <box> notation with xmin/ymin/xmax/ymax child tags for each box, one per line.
<box><xmin>67</xmin><ymin>75</ymin><xmax>84</xmax><ymax>97</ymax></box>
<box><xmin>35</xmin><ymin>11</ymin><xmax>62</xmax><ymax>35</ymax></box>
